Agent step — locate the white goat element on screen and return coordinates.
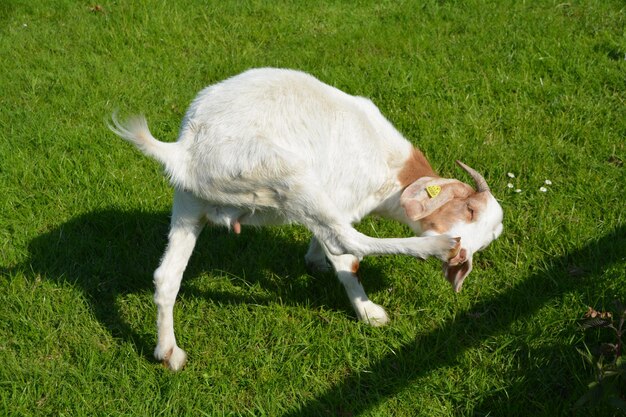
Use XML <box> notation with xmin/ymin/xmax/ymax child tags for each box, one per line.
<box><xmin>110</xmin><ymin>68</ymin><xmax>503</xmax><ymax>370</ymax></box>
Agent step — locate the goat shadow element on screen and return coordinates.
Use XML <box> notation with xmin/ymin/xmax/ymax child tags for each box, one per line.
<box><xmin>21</xmin><ymin>208</ymin><xmax>390</xmax><ymax>358</ymax></box>
<box><xmin>282</xmin><ymin>224</ymin><xmax>626</xmax><ymax>416</ymax></box>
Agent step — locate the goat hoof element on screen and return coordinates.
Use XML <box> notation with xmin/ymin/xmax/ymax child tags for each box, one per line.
<box><xmin>447</xmin><ymin>237</ymin><xmax>462</xmax><ymax>260</ymax></box>
<box><xmin>358</xmin><ymin>302</ymin><xmax>389</xmax><ymax>327</ymax></box>
<box><xmin>155</xmin><ymin>345</ymin><xmax>187</xmax><ymax>371</ymax></box>
<box><xmin>430</xmin><ymin>235</ymin><xmax>461</xmax><ymax>262</ymax></box>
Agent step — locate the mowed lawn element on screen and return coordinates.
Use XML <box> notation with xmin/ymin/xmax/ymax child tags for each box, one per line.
<box><xmin>1</xmin><ymin>1</ymin><xmax>625</xmax><ymax>415</ymax></box>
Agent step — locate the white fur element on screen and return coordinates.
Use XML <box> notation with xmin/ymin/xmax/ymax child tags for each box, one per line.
<box><xmin>110</xmin><ymin>68</ymin><xmax>502</xmax><ymax>370</ymax></box>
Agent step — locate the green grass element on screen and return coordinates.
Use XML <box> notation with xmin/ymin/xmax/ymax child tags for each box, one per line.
<box><xmin>1</xmin><ymin>0</ymin><xmax>625</xmax><ymax>415</ymax></box>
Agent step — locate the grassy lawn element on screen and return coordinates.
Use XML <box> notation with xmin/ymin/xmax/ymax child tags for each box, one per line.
<box><xmin>1</xmin><ymin>0</ymin><xmax>625</xmax><ymax>415</ymax></box>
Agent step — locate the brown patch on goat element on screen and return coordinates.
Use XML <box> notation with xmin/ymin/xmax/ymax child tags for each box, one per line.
<box><xmin>420</xmin><ymin>190</ymin><xmax>489</xmax><ymax>234</ymax></box>
<box><xmin>351</xmin><ymin>259</ymin><xmax>361</xmax><ymax>283</ymax></box>
<box><xmin>397</xmin><ymin>147</ymin><xmax>438</xmax><ymax>188</ymax></box>
<box><xmin>351</xmin><ymin>259</ymin><xmax>360</xmax><ymax>274</ymax></box>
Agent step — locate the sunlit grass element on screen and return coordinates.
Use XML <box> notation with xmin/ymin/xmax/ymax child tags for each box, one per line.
<box><xmin>1</xmin><ymin>1</ymin><xmax>624</xmax><ymax>415</ymax></box>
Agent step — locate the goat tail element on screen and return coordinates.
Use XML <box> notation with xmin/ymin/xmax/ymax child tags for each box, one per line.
<box><xmin>108</xmin><ymin>112</ymin><xmax>188</xmax><ymax>186</ymax></box>
<box><xmin>108</xmin><ymin>113</ymin><xmax>175</xmax><ymax>164</ymax></box>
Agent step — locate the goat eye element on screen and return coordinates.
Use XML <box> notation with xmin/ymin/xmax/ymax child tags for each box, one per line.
<box><xmin>467</xmin><ymin>205</ymin><xmax>474</xmax><ymax>219</ymax></box>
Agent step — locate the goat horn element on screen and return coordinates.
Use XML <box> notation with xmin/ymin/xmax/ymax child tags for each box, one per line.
<box><xmin>456</xmin><ymin>160</ymin><xmax>490</xmax><ymax>193</ymax></box>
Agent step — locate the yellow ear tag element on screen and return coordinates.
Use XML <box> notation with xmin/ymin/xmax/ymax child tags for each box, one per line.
<box><xmin>426</xmin><ymin>185</ymin><xmax>441</xmax><ymax>199</ymax></box>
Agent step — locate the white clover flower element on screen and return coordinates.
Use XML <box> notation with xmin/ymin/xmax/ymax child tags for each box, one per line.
<box><xmin>507</xmin><ymin>172</ymin><xmax>515</xmax><ymax>178</ymax></box>
<box><xmin>544</xmin><ymin>179</ymin><xmax>552</xmax><ymax>185</ymax></box>
<box><xmin>539</xmin><ymin>186</ymin><xmax>548</xmax><ymax>192</ymax></box>
<box><xmin>515</xmin><ymin>189</ymin><xmax>522</xmax><ymax>193</ymax></box>
<box><xmin>507</xmin><ymin>183</ymin><xmax>514</xmax><ymax>188</ymax></box>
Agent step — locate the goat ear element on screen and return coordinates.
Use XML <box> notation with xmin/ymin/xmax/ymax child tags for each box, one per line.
<box><xmin>400</xmin><ymin>179</ymin><xmax>467</xmax><ymax>221</ymax></box>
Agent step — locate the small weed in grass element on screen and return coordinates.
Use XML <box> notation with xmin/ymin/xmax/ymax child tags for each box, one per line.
<box><xmin>576</xmin><ymin>301</ymin><xmax>626</xmax><ymax>413</ymax></box>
